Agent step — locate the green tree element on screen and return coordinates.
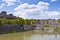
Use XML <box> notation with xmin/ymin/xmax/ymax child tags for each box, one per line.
<box><xmin>15</xmin><ymin>18</ymin><xmax>25</xmax><ymax>25</ymax></box>
<box><xmin>0</xmin><ymin>20</ymin><xmax>2</xmax><ymax>26</ymax></box>
<box><xmin>25</xmin><ymin>19</ymin><xmax>31</xmax><ymax>25</ymax></box>
<box><xmin>31</xmin><ymin>20</ymin><xmax>36</xmax><ymax>24</ymax></box>
<box><xmin>7</xmin><ymin>20</ymin><xmax>12</xmax><ymax>24</ymax></box>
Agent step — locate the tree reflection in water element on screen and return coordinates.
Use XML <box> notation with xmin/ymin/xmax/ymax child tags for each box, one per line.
<box><xmin>23</xmin><ymin>31</ymin><xmax>60</xmax><ymax>40</ymax></box>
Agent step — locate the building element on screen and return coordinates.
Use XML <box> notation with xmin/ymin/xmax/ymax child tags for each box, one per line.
<box><xmin>0</xmin><ymin>11</ymin><xmax>7</xmax><ymax>18</ymax></box>
<box><xmin>0</xmin><ymin>11</ymin><xmax>17</xmax><ymax>19</ymax></box>
<box><xmin>47</xmin><ymin>19</ymin><xmax>58</xmax><ymax>26</ymax></box>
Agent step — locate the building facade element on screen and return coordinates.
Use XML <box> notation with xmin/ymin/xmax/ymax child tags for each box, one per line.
<box><xmin>0</xmin><ymin>11</ymin><xmax>17</xmax><ymax>19</ymax></box>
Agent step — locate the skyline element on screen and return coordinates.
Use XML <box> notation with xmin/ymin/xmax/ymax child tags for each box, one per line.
<box><xmin>0</xmin><ymin>0</ymin><xmax>60</xmax><ymax>19</ymax></box>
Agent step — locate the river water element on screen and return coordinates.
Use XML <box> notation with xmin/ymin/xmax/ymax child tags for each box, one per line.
<box><xmin>0</xmin><ymin>30</ymin><xmax>60</xmax><ymax>40</ymax></box>
<box><xmin>23</xmin><ymin>30</ymin><xmax>60</xmax><ymax>40</ymax></box>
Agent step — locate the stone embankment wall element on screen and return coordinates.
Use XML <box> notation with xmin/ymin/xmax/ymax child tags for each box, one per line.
<box><xmin>0</xmin><ymin>24</ymin><xmax>36</xmax><ymax>34</ymax></box>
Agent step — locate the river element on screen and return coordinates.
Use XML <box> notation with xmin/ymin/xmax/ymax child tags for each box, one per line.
<box><xmin>0</xmin><ymin>30</ymin><xmax>60</xmax><ymax>40</ymax></box>
<box><xmin>23</xmin><ymin>30</ymin><xmax>60</xmax><ymax>40</ymax></box>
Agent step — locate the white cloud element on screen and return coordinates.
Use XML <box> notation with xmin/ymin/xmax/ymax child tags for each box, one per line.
<box><xmin>14</xmin><ymin>1</ymin><xmax>49</xmax><ymax>19</ymax></box>
<box><xmin>51</xmin><ymin>0</ymin><xmax>56</xmax><ymax>2</ymax></box>
<box><xmin>0</xmin><ymin>3</ymin><xmax>5</xmax><ymax>9</ymax></box>
<box><xmin>14</xmin><ymin>1</ymin><xmax>60</xmax><ymax>19</ymax></box>
<box><xmin>48</xmin><ymin>11</ymin><xmax>59</xmax><ymax>16</ymax></box>
<box><xmin>46</xmin><ymin>11</ymin><xmax>60</xmax><ymax>19</ymax></box>
<box><xmin>2</xmin><ymin>0</ymin><xmax>21</xmax><ymax>6</ymax></box>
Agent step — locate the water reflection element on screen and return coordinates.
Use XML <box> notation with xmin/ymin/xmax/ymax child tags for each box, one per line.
<box><xmin>23</xmin><ymin>31</ymin><xmax>60</xmax><ymax>40</ymax></box>
<box><xmin>0</xmin><ymin>30</ymin><xmax>60</xmax><ymax>40</ymax></box>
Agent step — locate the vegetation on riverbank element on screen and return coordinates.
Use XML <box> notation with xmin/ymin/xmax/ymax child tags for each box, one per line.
<box><xmin>0</xmin><ymin>18</ymin><xmax>36</xmax><ymax>25</ymax></box>
<box><xmin>0</xmin><ymin>11</ymin><xmax>60</xmax><ymax>34</ymax></box>
<box><xmin>0</xmin><ymin>17</ymin><xmax>37</xmax><ymax>33</ymax></box>
<box><xmin>0</xmin><ymin>17</ymin><xmax>60</xmax><ymax>34</ymax></box>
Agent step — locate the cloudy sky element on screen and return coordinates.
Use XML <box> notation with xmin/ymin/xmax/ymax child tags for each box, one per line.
<box><xmin>0</xmin><ymin>0</ymin><xmax>60</xmax><ymax>19</ymax></box>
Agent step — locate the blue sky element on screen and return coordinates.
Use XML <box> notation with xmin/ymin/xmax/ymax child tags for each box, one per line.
<box><xmin>0</xmin><ymin>0</ymin><xmax>60</xmax><ymax>19</ymax></box>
